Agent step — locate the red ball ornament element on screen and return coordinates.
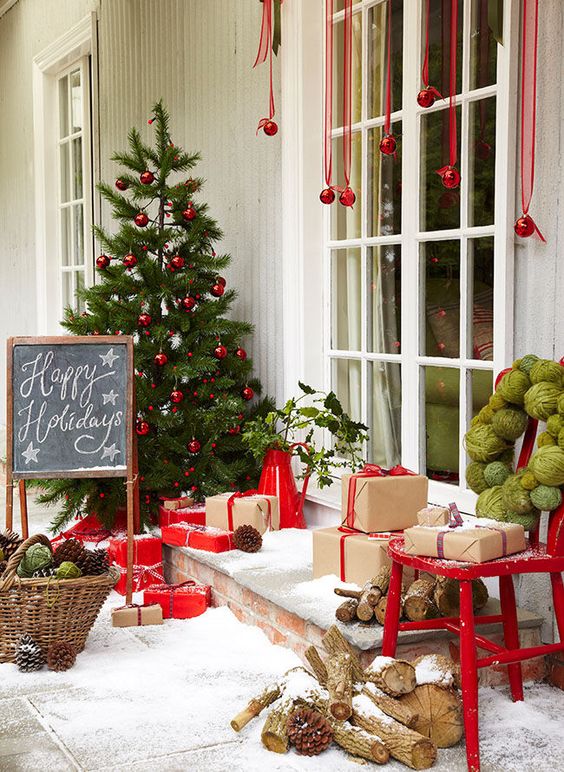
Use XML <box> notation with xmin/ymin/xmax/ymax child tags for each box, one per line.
<box><xmin>241</xmin><ymin>386</ymin><xmax>254</xmax><ymax>401</ymax></box>
<box><xmin>154</xmin><ymin>352</ymin><xmax>168</xmax><ymax>366</ymax></box>
<box><xmin>475</xmin><ymin>139</ymin><xmax>492</xmax><ymax>161</ymax></box>
<box><xmin>217</xmin><ymin>276</ymin><xmax>226</xmax><ymax>287</ymax></box>
<box><xmin>96</xmin><ymin>254</ymin><xmax>110</xmax><ymax>270</ymax></box>
<box><xmin>228</xmin><ymin>425</ymin><xmax>241</xmax><ymax>435</ymax></box>
<box><xmin>379</xmin><ymin>135</ymin><xmax>397</xmax><ymax>155</ymax></box>
<box><xmin>187</xmin><ymin>439</ymin><xmax>201</xmax><ymax>454</ymax></box>
<box><xmin>170</xmin><ymin>254</ymin><xmax>185</xmax><ymax>271</ymax></box>
<box><xmin>319</xmin><ymin>188</ymin><xmax>336</xmax><ymax>205</ymax></box>
<box><xmin>170</xmin><ymin>389</ymin><xmax>184</xmax><ymax>404</ymax></box>
<box><xmin>263</xmin><ymin>120</ymin><xmax>278</xmax><ymax>136</ymax></box>
<box><xmin>140</xmin><ymin>170</ymin><xmax>155</xmax><ymax>185</ymax></box>
<box><xmin>417</xmin><ymin>88</ymin><xmax>435</xmax><ymax>108</ymax></box>
<box><xmin>134</xmin><ymin>212</ymin><xmax>149</xmax><ymax>227</ymax></box>
<box><xmin>181</xmin><ymin>296</ymin><xmax>196</xmax><ymax>311</ymax></box>
<box><xmin>137</xmin><ymin>312</ymin><xmax>152</xmax><ymax>328</ymax></box>
<box><xmin>339</xmin><ymin>187</ymin><xmax>356</xmax><ymax>207</ymax></box>
<box><xmin>136</xmin><ymin>420</ymin><xmax>150</xmax><ymax>436</ymax></box>
<box><xmin>235</xmin><ymin>347</ymin><xmax>247</xmax><ymax>361</ymax></box>
<box><xmin>211</xmin><ymin>283</ymin><xmax>225</xmax><ymax>297</ymax></box>
<box><xmin>182</xmin><ymin>205</ymin><xmax>197</xmax><ymax>221</ymax></box>
<box><xmin>439</xmin><ymin>167</ymin><xmax>461</xmax><ymax>189</ymax></box>
<box><xmin>123</xmin><ymin>253</ymin><xmax>137</xmax><ymax>269</ymax></box>
<box><xmin>115</xmin><ymin>178</ymin><xmax>128</xmax><ymax>191</ymax></box>
<box><xmin>214</xmin><ymin>344</ymin><xmax>228</xmax><ymax>360</ymax></box>
<box><xmin>514</xmin><ymin>215</ymin><xmax>535</xmax><ymax>238</ymax></box>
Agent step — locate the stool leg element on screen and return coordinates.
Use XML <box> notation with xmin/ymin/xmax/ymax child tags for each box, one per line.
<box><xmin>550</xmin><ymin>571</ymin><xmax>564</xmax><ymax>642</ymax></box>
<box><xmin>460</xmin><ymin>579</ymin><xmax>480</xmax><ymax>772</ymax></box>
<box><xmin>382</xmin><ymin>561</ymin><xmax>403</xmax><ymax>657</ymax></box>
<box><xmin>499</xmin><ymin>575</ymin><xmax>523</xmax><ymax>702</ymax></box>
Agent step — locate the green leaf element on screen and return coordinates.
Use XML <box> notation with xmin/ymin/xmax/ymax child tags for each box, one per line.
<box><xmin>324</xmin><ymin>391</ymin><xmax>343</xmax><ymax>416</ymax></box>
<box><xmin>298</xmin><ymin>381</ymin><xmax>316</xmax><ymax>395</ymax></box>
<box><xmin>299</xmin><ymin>406</ymin><xmax>319</xmax><ymax>418</ymax></box>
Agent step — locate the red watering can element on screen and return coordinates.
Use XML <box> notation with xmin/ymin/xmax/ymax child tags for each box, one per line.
<box><xmin>257</xmin><ymin>443</ymin><xmax>310</xmax><ymax>529</ymax></box>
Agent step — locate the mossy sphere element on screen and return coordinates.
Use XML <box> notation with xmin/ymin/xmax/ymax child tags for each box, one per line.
<box><xmin>466</xmin><ymin>462</ymin><xmax>489</xmax><ymax>494</ymax></box>
<box><xmin>501</xmin><ymin>474</ymin><xmax>534</xmax><ymax>515</ymax></box>
<box><xmin>559</xmin><ymin>428</ymin><xmax>564</xmax><ymax>450</ymax></box>
<box><xmin>529</xmin><ymin>359</ymin><xmax>563</xmax><ymax>386</ymax></box>
<box><xmin>517</xmin><ymin>354</ymin><xmax>540</xmax><ymax>375</ymax></box>
<box><xmin>524</xmin><ymin>382</ymin><xmax>562</xmax><ymax>421</ymax></box>
<box><xmin>465</xmin><ymin>424</ymin><xmax>508</xmax><ymax>463</ymax></box>
<box><xmin>503</xmin><ymin>510</ymin><xmax>540</xmax><ymax>532</ymax></box>
<box><xmin>475</xmin><ymin>486</ymin><xmax>505</xmax><ymax>520</ymax></box>
<box><xmin>484</xmin><ymin>461</ymin><xmax>511</xmax><ymax>487</ymax></box>
<box><xmin>55</xmin><ymin>561</ymin><xmax>82</xmax><ymax>580</ymax></box>
<box><xmin>546</xmin><ymin>414</ymin><xmax>563</xmax><ymax>438</ymax></box>
<box><xmin>530</xmin><ymin>485</ymin><xmax>563</xmax><ymax>512</ymax></box>
<box><xmin>537</xmin><ymin>431</ymin><xmax>556</xmax><ymax>448</ymax></box>
<box><xmin>491</xmin><ymin>408</ymin><xmax>528</xmax><ymax>441</ymax></box>
<box><xmin>497</xmin><ymin>370</ymin><xmax>530</xmax><ymax>405</ymax></box>
<box><xmin>529</xmin><ymin>446</ymin><xmax>564</xmax><ymax>486</ymax></box>
<box><xmin>558</xmin><ymin>393</ymin><xmax>564</xmax><ymax>416</ymax></box>
<box><xmin>488</xmin><ymin>392</ymin><xmax>507</xmax><ymax>411</ymax></box>
<box><xmin>499</xmin><ymin>448</ymin><xmax>515</xmax><ymax>468</ymax></box>
<box><xmin>520</xmin><ymin>471</ymin><xmax>539</xmax><ymax>490</ymax></box>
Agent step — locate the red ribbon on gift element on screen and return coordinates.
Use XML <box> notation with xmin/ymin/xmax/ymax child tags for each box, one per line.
<box><xmin>345</xmin><ymin>464</ymin><xmax>416</xmax><ymax>528</ymax></box>
<box><xmin>118</xmin><ymin>561</ymin><xmax>163</xmax><ymax>592</ymax></box>
<box><xmin>148</xmin><ymin>580</ymin><xmax>198</xmax><ymax>617</ymax></box>
<box><xmin>114</xmin><ymin>602</ymin><xmax>155</xmax><ymax>626</ymax></box>
<box><xmin>226</xmin><ymin>489</ymin><xmax>271</xmax><ymax>531</ymax></box>
<box><xmin>337</xmin><ymin>526</ymin><xmax>401</xmax><ymax>582</ymax></box>
<box><xmin>436</xmin><ymin>523</ymin><xmax>508</xmax><ymax>560</ymax></box>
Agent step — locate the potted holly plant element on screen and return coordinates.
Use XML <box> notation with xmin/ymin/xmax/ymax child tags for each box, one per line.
<box><xmin>242</xmin><ymin>383</ymin><xmax>368</xmax><ymax>529</ymax></box>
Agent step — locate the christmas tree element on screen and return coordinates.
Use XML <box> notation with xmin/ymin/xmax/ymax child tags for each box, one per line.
<box><xmin>38</xmin><ymin>101</ymin><xmax>268</xmax><ymax>532</ymax></box>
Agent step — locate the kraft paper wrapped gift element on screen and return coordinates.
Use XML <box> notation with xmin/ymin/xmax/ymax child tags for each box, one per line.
<box><xmin>111</xmin><ymin>603</ymin><xmax>163</xmax><ymax>628</ymax></box>
<box><xmin>342</xmin><ymin>472</ymin><xmax>428</xmax><ymax>533</ymax></box>
<box><xmin>403</xmin><ymin>519</ymin><xmax>526</xmax><ymax>564</ymax></box>
<box><xmin>417</xmin><ymin>506</ymin><xmax>450</xmax><ymax>527</ymax></box>
<box><xmin>205</xmin><ymin>492</ymin><xmax>279</xmax><ymax>535</ymax></box>
<box><xmin>158</xmin><ymin>495</ymin><xmax>194</xmax><ymax>511</ymax></box>
<box><xmin>312</xmin><ymin>526</ymin><xmax>396</xmax><ymax>586</ymax></box>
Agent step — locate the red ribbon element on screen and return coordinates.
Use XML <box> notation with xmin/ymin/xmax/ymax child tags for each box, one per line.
<box><xmin>436</xmin><ymin>524</ymin><xmax>508</xmax><ymax>559</ymax></box>
<box><xmin>342</xmin><ymin>0</ymin><xmax>353</xmax><ymax>189</ymax></box>
<box><xmin>421</xmin><ymin>0</ymin><xmax>443</xmax><ymax>98</ymax></box>
<box><xmin>118</xmin><ymin>561</ymin><xmax>163</xmax><ymax>592</ymax></box>
<box><xmin>323</xmin><ymin>0</ymin><xmax>335</xmax><ymax>191</ymax></box>
<box><xmin>345</xmin><ymin>464</ymin><xmax>416</xmax><ymax>528</ymax></box>
<box><xmin>436</xmin><ymin>0</ymin><xmax>458</xmax><ymax>179</ymax></box>
<box><xmin>383</xmin><ymin>0</ymin><xmax>393</xmax><ymax>138</ymax></box>
<box><xmin>254</xmin><ymin>0</ymin><xmax>278</xmax><ymax>134</ymax></box>
<box><xmin>148</xmin><ymin>580</ymin><xmax>197</xmax><ymax>617</ymax></box>
<box><xmin>114</xmin><ymin>602</ymin><xmax>156</xmax><ymax>626</ymax></box>
<box><xmin>337</xmin><ymin>526</ymin><xmax>358</xmax><ymax>582</ymax></box>
<box><xmin>518</xmin><ymin>0</ymin><xmax>545</xmax><ymax>241</ymax></box>
<box><xmin>226</xmin><ymin>490</ymin><xmax>271</xmax><ymax>531</ymax></box>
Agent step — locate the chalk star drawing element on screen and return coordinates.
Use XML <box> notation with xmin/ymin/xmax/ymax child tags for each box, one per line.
<box><xmin>21</xmin><ymin>442</ymin><xmax>40</xmax><ymax>465</ymax></box>
<box><xmin>102</xmin><ymin>390</ymin><xmax>119</xmax><ymax>405</ymax></box>
<box><xmin>101</xmin><ymin>444</ymin><xmax>120</xmax><ymax>462</ymax></box>
<box><xmin>99</xmin><ymin>348</ymin><xmax>119</xmax><ymax>367</ymax></box>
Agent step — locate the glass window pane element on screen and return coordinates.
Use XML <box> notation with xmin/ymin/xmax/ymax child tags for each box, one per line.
<box><xmin>59</xmin><ymin>142</ymin><xmax>70</xmax><ymax>203</ymax></box>
<box><xmin>424</xmin><ymin>0</ymin><xmax>463</xmax><ymax>96</ymax></box>
<box><xmin>70</xmin><ymin>68</ymin><xmax>83</xmax><ymax>132</ymax></box>
<box><xmin>331</xmin><ymin>358</ymin><xmax>362</xmax><ymax>423</ymax></box>
<box><xmin>331</xmin><ymin>248</ymin><xmax>361</xmax><ymax>351</ymax></box>
<box><xmin>468</xmin><ymin>237</ymin><xmax>494</xmax><ymax>361</ymax></box>
<box><xmin>421</xmin><ymin>240</ymin><xmax>460</xmax><ymax>358</ymax></box>
<box><xmin>368</xmin><ymin>121</ymin><xmax>402</xmax><ymax>236</ymax></box>
<box><xmin>60</xmin><ymin>207</ymin><xmax>71</xmax><ymax>266</ymax></box>
<box><xmin>468</xmin><ymin>97</ymin><xmax>496</xmax><ymax>226</ymax></box>
<box><xmin>62</xmin><ymin>271</ymin><xmax>73</xmax><ymax>310</ymax></box>
<box><xmin>368</xmin><ymin>361</ymin><xmax>401</xmax><ymax>466</ymax></box>
<box><xmin>424</xmin><ymin>365</ymin><xmax>459</xmax><ymax>484</ymax></box>
<box><xmin>76</xmin><ymin>271</ymin><xmax>85</xmax><ymax>312</ymax></box>
<box><xmin>420</xmin><ymin>106</ymin><xmax>461</xmax><ymax>231</ymax></box>
<box><xmin>470</xmin><ymin>0</ymin><xmax>498</xmax><ymax>90</ymax></box>
<box><xmin>333</xmin><ymin>13</ymin><xmax>362</xmax><ymax>128</ymax></box>
<box><xmin>73</xmin><ymin>204</ymin><xmax>84</xmax><ymax>266</ymax></box>
<box><xmin>368</xmin><ymin>0</ymin><xmax>403</xmax><ymax>119</ymax></box>
<box><xmin>58</xmin><ymin>75</ymin><xmax>69</xmax><ymax>139</ymax></box>
<box><xmin>334</xmin><ymin>0</ymin><xmax>361</xmax><ymax>11</ymax></box>
<box><xmin>368</xmin><ymin>245</ymin><xmax>401</xmax><ymax>354</ymax></box>
<box><xmin>72</xmin><ymin>137</ymin><xmax>83</xmax><ymax>200</ymax></box>
<box><xmin>470</xmin><ymin>369</ymin><xmax>493</xmax><ymax>420</ymax></box>
<box><xmin>331</xmin><ymin>132</ymin><xmax>362</xmax><ymax>240</ymax></box>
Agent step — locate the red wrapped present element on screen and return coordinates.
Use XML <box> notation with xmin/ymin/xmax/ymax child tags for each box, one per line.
<box><xmin>162</xmin><ymin>523</ymin><xmax>234</xmax><ymax>553</ymax></box>
<box><xmin>144</xmin><ymin>580</ymin><xmax>211</xmax><ymax>619</ymax></box>
<box><xmin>158</xmin><ymin>504</ymin><xmax>206</xmax><ymax>528</ymax></box>
<box><xmin>51</xmin><ymin>510</ymin><xmax>128</xmax><ymax>549</ymax></box>
<box><xmin>108</xmin><ymin>534</ymin><xmax>164</xmax><ymax>595</ymax></box>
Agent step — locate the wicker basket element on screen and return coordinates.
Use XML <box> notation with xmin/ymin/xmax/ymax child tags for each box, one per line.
<box><xmin>0</xmin><ymin>533</ymin><xmax>118</xmax><ymax>663</ymax></box>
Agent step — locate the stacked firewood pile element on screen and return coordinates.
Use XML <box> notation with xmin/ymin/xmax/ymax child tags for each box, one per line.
<box><xmin>335</xmin><ymin>567</ymin><xmax>489</xmax><ymax>625</ymax></box>
<box><xmin>230</xmin><ymin>625</ymin><xmax>463</xmax><ymax>768</ymax></box>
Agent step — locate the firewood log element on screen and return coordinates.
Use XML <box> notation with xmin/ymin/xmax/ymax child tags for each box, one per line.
<box><xmin>371</xmin><ymin>566</ymin><xmax>392</xmax><ymax>598</ymax></box>
<box><xmin>352</xmin><ymin>694</ymin><xmax>437</xmax><ymax>769</ymax></box>
<box><xmin>412</xmin><ymin>653</ymin><xmax>461</xmax><ymax>690</ymax></box>
<box><xmin>304</xmin><ymin>645</ymin><xmax>328</xmax><ymax>686</ymax></box>
<box><xmin>361</xmin><ymin>682</ymin><xmax>419</xmax><ymax>728</ymax></box>
<box><xmin>331</xmin><ymin>721</ymin><xmax>390</xmax><ymax>764</ymax></box>
<box><xmin>364</xmin><ymin>657</ymin><xmax>417</xmax><ymax>697</ymax></box>
<box><xmin>326</xmin><ymin>653</ymin><xmax>353</xmax><ymax>721</ymax></box>
<box><xmin>399</xmin><ymin>684</ymin><xmax>463</xmax><ymax>748</ymax></box>
<box><xmin>230</xmin><ymin>683</ymin><xmax>281</xmax><ymax>731</ymax></box>
<box><xmin>261</xmin><ymin>701</ymin><xmax>292</xmax><ymax>753</ymax></box>
<box><xmin>403</xmin><ymin>577</ymin><xmax>439</xmax><ymax>621</ymax></box>
<box><xmin>322</xmin><ymin>625</ymin><xmax>365</xmax><ymax>682</ymax></box>
<box><xmin>335</xmin><ymin>598</ymin><xmax>359</xmax><ymax>623</ymax></box>
<box><xmin>433</xmin><ymin>576</ymin><xmax>489</xmax><ymax>617</ymax></box>
<box><xmin>334</xmin><ymin>586</ymin><xmax>362</xmax><ymax>600</ymax></box>
<box><xmin>356</xmin><ymin>592</ymin><xmax>376</xmax><ymax>622</ymax></box>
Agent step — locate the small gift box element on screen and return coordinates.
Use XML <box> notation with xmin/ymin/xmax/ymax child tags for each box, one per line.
<box><xmin>158</xmin><ymin>504</ymin><xmax>206</xmax><ymax>528</ymax></box>
<box><xmin>403</xmin><ymin>518</ymin><xmax>526</xmax><ymax>564</ymax></box>
<box><xmin>417</xmin><ymin>506</ymin><xmax>450</xmax><ymax>527</ymax></box>
<box><xmin>108</xmin><ymin>534</ymin><xmax>164</xmax><ymax>595</ymax></box>
<box><xmin>312</xmin><ymin>526</ymin><xmax>397</xmax><ymax>586</ymax></box>
<box><xmin>144</xmin><ymin>581</ymin><xmax>211</xmax><ymax>619</ymax></box>
<box><xmin>159</xmin><ymin>495</ymin><xmax>194</xmax><ymax>511</ymax></box>
<box><xmin>162</xmin><ymin>523</ymin><xmax>234</xmax><ymax>553</ymax></box>
<box><xmin>111</xmin><ymin>603</ymin><xmax>163</xmax><ymax>628</ymax></box>
<box><xmin>205</xmin><ymin>490</ymin><xmax>279</xmax><ymax>535</ymax></box>
<box><xmin>341</xmin><ymin>465</ymin><xmax>428</xmax><ymax>533</ymax></box>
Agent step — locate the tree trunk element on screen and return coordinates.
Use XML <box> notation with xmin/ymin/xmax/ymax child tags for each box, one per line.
<box><xmin>336</xmin><ymin>598</ymin><xmax>359</xmax><ymax>623</ymax></box>
<box><xmin>403</xmin><ymin>577</ymin><xmax>439</xmax><ymax>622</ymax></box>
<box><xmin>322</xmin><ymin>625</ymin><xmax>365</xmax><ymax>682</ymax></box>
<box><xmin>230</xmin><ymin>684</ymin><xmax>281</xmax><ymax>731</ymax></box>
<box><xmin>304</xmin><ymin>645</ymin><xmax>328</xmax><ymax>687</ymax></box>
<box><xmin>361</xmin><ymin>683</ymin><xmax>419</xmax><ymax>728</ymax></box>
<box><xmin>261</xmin><ymin>702</ymin><xmax>293</xmax><ymax>753</ymax></box>
<box><xmin>331</xmin><ymin>722</ymin><xmax>390</xmax><ymax>764</ymax></box>
<box><xmin>400</xmin><ymin>684</ymin><xmax>463</xmax><ymax>748</ymax></box>
<box><xmin>364</xmin><ymin>658</ymin><xmax>417</xmax><ymax>696</ymax></box>
<box><xmin>326</xmin><ymin>653</ymin><xmax>353</xmax><ymax>721</ymax></box>
<box><xmin>433</xmin><ymin>576</ymin><xmax>489</xmax><ymax>617</ymax></box>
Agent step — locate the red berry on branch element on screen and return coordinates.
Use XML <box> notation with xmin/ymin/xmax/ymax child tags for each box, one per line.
<box><xmin>379</xmin><ymin>135</ymin><xmax>397</xmax><ymax>155</ymax></box>
<box><xmin>137</xmin><ymin>312</ymin><xmax>152</xmax><ymax>328</ymax></box>
<box><xmin>235</xmin><ymin>347</ymin><xmax>247</xmax><ymax>361</ymax></box>
<box><xmin>115</xmin><ymin>178</ymin><xmax>128</xmax><ymax>191</ymax></box>
<box><xmin>228</xmin><ymin>425</ymin><xmax>241</xmax><ymax>435</ymax></box>
<box><xmin>154</xmin><ymin>352</ymin><xmax>168</xmax><ymax>367</ymax></box>
<box><xmin>134</xmin><ymin>212</ymin><xmax>149</xmax><ymax>227</ymax></box>
<box><xmin>181</xmin><ymin>296</ymin><xmax>196</xmax><ymax>311</ymax></box>
<box><xmin>214</xmin><ymin>344</ymin><xmax>227</xmax><ymax>359</ymax></box>
<box><xmin>188</xmin><ymin>439</ymin><xmax>201</xmax><ymax>454</ymax></box>
<box><xmin>123</xmin><ymin>253</ymin><xmax>137</xmax><ymax>269</ymax></box>
<box><xmin>170</xmin><ymin>389</ymin><xmax>184</xmax><ymax>404</ymax></box>
<box><xmin>241</xmin><ymin>386</ymin><xmax>254</xmax><ymax>401</ymax></box>
<box><xmin>182</xmin><ymin>204</ymin><xmax>197</xmax><ymax>221</ymax></box>
<box><xmin>417</xmin><ymin>88</ymin><xmax>435</xmax><ymax>108</ymax></box>
<box><xmin>136</xmin><ymin>419</ymin><xmax>150</xmax><ymax>436</ymax></box>
<box><xmin>170</xmin><ymin>255</ymin><xmax>185</xmax><ymax>271</ymax></box>
<box><xmin>96</xmin><ymin>255</ymin><xmax>110</xmax><ymax>270</ymax></box>
<box><xmin>514</xmin><ymin>215</ymin><xmax>535</xmax><ymax>238</ymax></box>
<box><xmin>339</xmin><ymin>187</ymin><xmax>356</xmax><ymax>207</ymax></box>
<box><xmin>140</xmin><ymin>170</ymin><xmax>155</xmax><ymax>185</ymax></box>
<box><xmin>211</xmin><ymin>283</ymin><xmax>224</xmax><ymax>297</ymax></box>
<box><xmin>319</xmin><ymin>188</ymin><xmax>335</xmax><ymax>205</ymax></box>
<box><xmin>263</xmin><ymin>120</ymin><xmax>278</xmax><ymax>136</ymax></box>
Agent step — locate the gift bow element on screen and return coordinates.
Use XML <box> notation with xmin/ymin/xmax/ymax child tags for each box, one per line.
<box><xmin>345</xmin><ymin>464</ymin><xmax>416</xmax><ymax>528</ymax></box>
<box><xmin>148</xmin><ymin>580</ymin><xmax>201</xmax><ymax>616</ymax></box>
<box><xmin>114</xmin><ymin>602</ymin><xmax>156</xmax><ymax>626</ymax></box>
<box><xmin>118</xmin><ymin>561</ymin><xmax>163</xmax><ymax>592</ymax></box>
<box><xmin>227</xmin><ymin>489</ymin><xmax>271</xmax><ymax>531</ymax></box>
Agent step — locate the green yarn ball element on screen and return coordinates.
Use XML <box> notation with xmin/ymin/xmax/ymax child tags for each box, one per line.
<box><xmin>530</xmin><ymin>485</ymin><xmax>563</xmax><ymax>512</ymax></box>
<box><xmin>466</xmin><ymin>462</ymin><xmax>489</xmax><ymax>494</ymax></box>
<box><xmin>465</xmin><ymin>424</ymin><xmax>508</xmax><ymax>463</ymax></box>
<box><xmin>529</xmin><ymin>446</ymin><xmax>564</xmax><ymax>486</ymax></box>
<box><xmin>477</xmin><ymin>406</ymin><xmax>495</xmax><ymax>424</ymax></box>
<box><xmin>484</xmin><ymin>461</ymin><xmax>511</xmax><ymax>487</ymax></box>
<box><xmin>501</xmin><ymin>474</ymin><xmax>534</xmax><ymax>514</ymax></box>
<box><xmin>529</xmin><ymin>359</ymin><xmax>563</xmax><ymax>386</ymax></box>
<box><xmin>559</xmin><ymin>428</ymin><xmax>564</xmax><ymax>450</ymax></box>
<box><xmin>476</xmin><ymin>486</ymin><xmax>505</xmax><ymax>520</ymax></box>
<box><xmin>517</xmin><ymin>354</ymin><xmax>540</xmax><ymax>375</ymax></box>
<box><xmin>547</xmin><ymin>414</ymin><xmax>563</xmax><ymax>438</ymax></box>
<box><xmin>503</xmin><ymin>510</ymin><xmax>540</xmax><ymax>532</ymax></box>
<box><xmin>489</xmin><ymin>392</ymin><xmax>507</xmax><ymax>411</ymax></box>
<box><xmin>558</xmin><ymin>393</ymin><xmax>564</xmax><ymax>416</ymax></box>
<box><xmin>491</xmin><ymin>408</ymin><xmax>528</xmax><ymax>441</ymax></box>
<box><xmin>537</xmin><ymin>431</ymin><xmax>556</xmax><ymax>448</ymax></box>
<box><xmin>499</xmin><ymin>448</ymin><xmax>515</xmax><ymax>468</ymax></box>
<box><xmin>520</xmin><ymin>471</ymin><xmax>539</xmax><ymax>490</ymax></box>
<box><xmin>524</xmin><ymin>382</ymin><xmax>562</xmax><ymax>421</ymax></box>
<box><xmin>55</xmin><ymin>561</ymin><xmax>82</xmax><ymax>580</ymax></box>
<box><xmin>497</xmin><ymin>369</ymin><xmax>531</xmax><ymax>405</ymax></box>
<box><xmin>17</xmin><ymin>544</ymin><xmax>52</xmax><ymax>579</ymax></box>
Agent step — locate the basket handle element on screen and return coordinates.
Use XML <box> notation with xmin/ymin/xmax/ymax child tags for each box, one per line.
<box><xmin>0</xmin><ymin>533</ymin><xmax>53</xmax><ymax>592</ymax></box>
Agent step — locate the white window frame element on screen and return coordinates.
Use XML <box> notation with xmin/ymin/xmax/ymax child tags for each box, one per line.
<box><xmin>33</xmin><ymin>14</ymin><xmax>98</xmax><ymax>334</ymax></box>
<box><xmin>281</xmin><ymin>0</ymin><xmax>520</xmax><ymax>514</ymax></box>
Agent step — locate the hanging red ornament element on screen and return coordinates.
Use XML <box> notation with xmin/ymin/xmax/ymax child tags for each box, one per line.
<box><xmin>96</xmin><ymin>255</ymin><xmax>110</xmax><ymax>270</ymax></box>
<box><xmin>319</xmin><ymin>0</ymin><xmax>338</xmax><ymax>206</ymax></box>
<box><xmin>187</xmin><ymin>439</ymin><xmax>201</xmax><ymax>454</ymax></box>
<box><xmin>380</xmin><ymin>0</ymin><xmax>397</xmax><ymax>161</ymax></box>
<box><xmin>170</xmin><ymin>255</ymin><xmax>185</xmax><ymax>271</ymax></box>
<box><xmin>134</xmin><ymin>212</ymin><xmax>149</xmax><ymax>227</ymax></box>
<box><xmin>140</xmin><ymin>170</ymin><xmax>155</xmax><ymax>185</ymax></box>
<box><xmin>263</xmin><ymin>120</ymin><xmax>278</xmax><ymax>136</ymax></box>
<box><xmin>217</xmin><ymin>276</ymin><xmax>226</xmax><ymax>287</ymax></box>
<box><xmin>437</xmin><ymin>166</ymin><xmax>461</xmax><ymax>190</ymax></box>
<box><xmin>379</xmin><ymin>135</ymin><xmax>397</xmax><ymax>156</ymax></box>
<box><xmin>214</xmin><ymin>345</ymin><xmax>228</xmax><ymax>360</ymax></box>
<box><xmin>235</xmin><ymin>347</ymin><xmax>247</xmax><ymax>360</ymax></box>
<box><xmin>435</xmin><ymin>0</ymin><xmax>460</xmax><ymax>189</ymax></box>
<box><xmin>319</xmin><ymin>188</ymin><xmax>336</xmax><ymax>205</ymax></box>
<box><xmin>514</xmin><ymin>215</ymin><xmax>535</xmax><ymax>239</ymax></box>
<box><xmin>123</xmin><ymin>253</ymin><xmax>137</xmax><ymax>269</ymax></box>
<box><xmin>475</xmin><ymin>139</ymin><xmax>492</xmax><ymax>161</ymax></box>
<box><xmin>417</xmin><ymin>88</ymin><xmax>435</xmax><ymax>108</ymax></box>
<box><xmin>254</xmin><ymin>0</ymin><xmax>279</xmax><ymax>136</ymax></box>
<box><xmin>339</xmin><ymin>187</ymin><xmax>356</xmax><ymax>207</ymax></box>
<box><xmin>170</xmin><ymin>389</ymin><xmax>184</xmax><ymax>404</ymax></box>
<box><xmin>115</xmin><ymin>178</ymin><xmax>128</xmax><ymax>191</ymax></box>
<box><xmin>136</xmin><ymin>419</ymin><xmax>150</xmax><ymax>436</ymax></box>
<box><xmin>419</xmin><ymin>0</ymin><xmax>443</xmax><ymax>107</ymax></box>
<box><xmin>137</xmin><ymin>312</ymin><xmax>152</xmax><ymax>327</ymax></box>
<box><xmin>228</xmin><ymin>425</ymin><xmax>241</xmax><ymax>435</ymax></box>
<box><xmin>241</xmin><ymin>386</ymin><xmax>254</xmax><ymax>401</ymax></box>
<box><xmin>181</xmin><ymin>296</ymin><xmax>196</xmax><ymax>311</ymax></box>
<box><xmin>211</xmin><ymin>283</ymin><xmax>225</xmax><ymax>297</ymax></box>
<box><xmin>154</xmin><ymin>352</ymin><xmax>168</xmax><ymax>367</ymax></box>
<box><xmin>182</xmin><ymin>204</ymin><xmax>197</xmax><ymax>221</ymax></box>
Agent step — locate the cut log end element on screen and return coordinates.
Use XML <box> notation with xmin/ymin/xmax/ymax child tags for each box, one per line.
<box><xmin>330</xmin><ymin>701</ymin><xmax>353</xmax><ymax>721</ymax></box>
<box><xmin>400</xmin><ymin>684</ymin><xmax>463</xmax><ymax>749</ymax></box>
<box><xmin>372</xmin><ymin>740</ymin><xmax>391</xmax><ymax>765</ymax></box>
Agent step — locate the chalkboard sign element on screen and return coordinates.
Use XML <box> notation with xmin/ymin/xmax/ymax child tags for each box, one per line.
<box><xmin>7</xmin><ymin>336</ymin><xmax>134</xmax><ymax>480</ymax></box>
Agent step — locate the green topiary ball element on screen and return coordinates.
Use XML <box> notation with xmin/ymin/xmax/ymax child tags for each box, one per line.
<box><xmin>491</xmin><ymin>408</ymin><xmax>528</xmax><ymax>441</ymax></box>
<box><xmin>529</xmin><ymin>359</ymin><xmax>563</xmax><ymax>386</ymax></box>
<box><xmin>530</xmin><ymin>485</ymin><xmax>562</xmax><ymax>512</ymax></box>
<box><xmin>465</xmin><ymin>424</ymin><xmax>508</xmax><ymax>463</ymax></box>
<box><xmin>466</xmin><ymin>461</ymin><xmax>489</xmax><ymax>494</ymax></box>
<box><xmin>503</xmin><ymin>510</ymin><xmax>540</xmax><ymax>532</ymax></box>
<box><xmin>518</xmin><ymin>354</ymin><xmax>540</xmax><ymax>375</ymax></box>
<box><xmin>55</xmin><ymin>561</ymin><xmax>82</xmax><ymax>580</ymax></box>
<box><xmin>529</xmin><ymin>446</ymin><xmax>564</xmax><ymax>486</ymax></box>
<box><xmin>537</xmin><ymin>431</ymin><xmax>556</xmax><ymax>448</ymax></box>
<box><xmin>484</xmin><ymin>461</ymin><xmax>511</xmax><ymax>487</ymax></box>
<box><xmin>476</xmin><ymin>486</ymin><xmax>505</xmax><ymax>520</ymax></box>
<box><xmin>501</xmin><ymin>474</ymin><xmax>534</xmax><ymax>515</ymax></box>
<box><xmin>497</xmin><ymin>369</ymin><xmax>531</xmax><ymax>405</ymax></box>
<box><xmin>17</xmin><ymin>544</ymin><xmax>52</xmax><ymax>578</ymax></box>
<box><xmin>524</xmin><ymin>382</ymin><xmax>562</xmax><ymax>421</ymax></box>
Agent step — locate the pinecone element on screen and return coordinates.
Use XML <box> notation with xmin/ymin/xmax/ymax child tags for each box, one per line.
<box><xmin>76</xmin><ymin>548</ymin><xmax>109</xmax><ymax>576</ymax></box>
<box><xmin>287</xmin><ymin>708</ymin><xmax>333</xmax><ymax>756</ymax></box>
<box><xmin>53</xmin><ymin>539</ymin><xmax>85</xmax><ymax>567</ymax></box>
<box><xmin>32</xmin><ymin>566</ymin><xmax>56</xmax><ymax>578</ymax></box>
<box><xmin>0</xmin><ymin>529</ymin><xmax>23</xmax><ymax>561</ymax></box>
<box><xmin>0</xmin><ymin>561</ymin><xmax>6</xmax><ymax>577</ymax></box>
<box><xmin>46</xmin><ymin>641</ymin><xmax>77</xmax><ymax>672</ymax></box>
<box><xmin>233</xmin><ymin>524</ymin><xmax>262</xmax><ymax>553</ymax></box>
<box><xmin>15</xmin><ymin>634</ymin><xmax>45</xmax><ymax>673</ymax></box>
